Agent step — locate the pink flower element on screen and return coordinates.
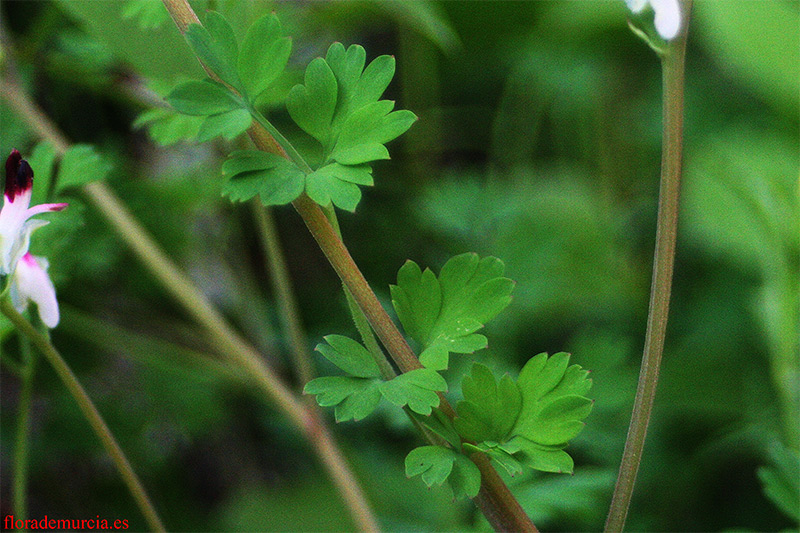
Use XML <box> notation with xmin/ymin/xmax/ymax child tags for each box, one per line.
<box><xmin>625</xmin><ymin>0</ymin><xmax>681</xmax><ymax>40</ymax></box>
<box><xmin>1</xmin><ymin>150</ymin><xmax>67</xmax><ymax>276</ymax></box>
<box><xmin>9</xmin><ymin>252</ymin><xmax>60</xmax><ymax>328</ymax></box>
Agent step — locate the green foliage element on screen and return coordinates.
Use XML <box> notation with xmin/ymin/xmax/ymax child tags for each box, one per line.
<box><xmin>132</xmin><ymin>108</ymin><xmax>204</xmax><ymax>146</ymax></box>
<box><xmin>186</xmin><ymin>11</ymin><xmax>242</xmax><ymax>90</ymax></box>
<box><xmin>238</xmin><ymin>15</ymin><xmax>292</xmax><ymax>101</ymax></box>
<box><xmin>379</xmin><ymin>368</ymin><xmax>447</xmax><ymax>416</ymax></box>
<box><xmin>304</xmin><ymin>336</ymin><xmax>447</xmax><ymax>420</ymax></box>
<box><xmin>305</xmin><ymin>163</ymin><xmax>373</xmax><ymax>212</ymax></box>
<box><xmin>453</xmin><ymin>363</ymin><xmax>521</xmax><ymax>443</ymax></box>
<box><xmin>391</xmin><ymin>253</ymin><xmax>515</xmax><ymax>370</ymax></box>
<box><xmin>454</xmin><ymin>354</ymin><xmax>592</xmax><ymax>475</ymax></box>
<box><xmin>758</xmin><ymin>443</ymin><xmax>800</xmax><ymax>522</ymax></box>
<box><xmin>57</xmin><ymin>144</ymin><xmax>113</xmax><ymax>190</ymax></box>
<box><xmin>405</xmin><ymin>446</ymin><xmax>481</xmax><ymax>499</ymax></box>
<box><xmin>121</xmin><ymin>0</ymin><xmax>169</xmax><ymax>31</ymax></box>
<box><xmin>221</xmin><ymin>151</ymin><xmax>305</xmax><ymax>206</ymax></box>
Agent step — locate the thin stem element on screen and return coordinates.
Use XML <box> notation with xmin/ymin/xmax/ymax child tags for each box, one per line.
<box><xmin>2</xmin><ymin>67</ymin><xmax>378</xmax><ymax>533</ymax></box>
<box><xmin>251</xmin><ymin>203</ymin><xmax>315</xmax><ymax>385</ymax></box>
<box><xmin>160</xmin><ymin>0</ymin><xmax>535</xmax><ymax>529</ymax></box>
<box><xmin>12</xmin><ymin>338</ymin><xmax>36</xmax><ymax>523</ymax></box>
<box><xmin>605</xmin><ymin>5</ymin><xmax>691</xmax><ymax>532</ymax></box>
<box><xmin>1</xmin><ymin>300</ymin><xmax>166</xmax><ymax>533</ymax></box>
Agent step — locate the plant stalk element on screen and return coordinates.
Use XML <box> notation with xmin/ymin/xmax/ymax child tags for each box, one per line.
<box><xmin>1</xmin><ymin>299</ymin><xmax>166</xmax><ymax>533</ymax></box>
<box><xmin>605</xmin><ymin>5</ymin><xmax>691</xmax><ymax>531</ymax></box>
<box><xmin>12</xmin><ymin>338</ymin><xmax>36</xmax><ymax>523</ymax></box>
<box><xmin>1</xmin><ymin>69</ymin><xmax>378</xmax><ymax>533</ymax></box>
<box><xmin>160</xmin><ymin>0</ymin><xmax>537</xmax><ymax>529</ymax></box>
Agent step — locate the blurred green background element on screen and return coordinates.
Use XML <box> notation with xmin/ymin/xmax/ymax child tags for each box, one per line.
<box><xmin>1</xmin><ymin>1</ymin><xmax>797</xmax><ymax>531</ymax></box>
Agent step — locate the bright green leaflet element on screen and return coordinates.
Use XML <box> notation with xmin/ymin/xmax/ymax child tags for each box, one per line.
<box><xmin>391</xmin><ymin>253</ymin><xmax>515</xmax><ymax>370</ymax></box>
<box><xmin>453</xmin><ymin>363</ymin><xmax>522</xmax><ymax>443</ymax></box>
<box><xmin>405</xmin><ymin>445</ymin><xmax>481</xmax><ymax>499</ymax></box>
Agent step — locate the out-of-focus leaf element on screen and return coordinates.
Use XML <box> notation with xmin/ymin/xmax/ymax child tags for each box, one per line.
<box><xmin>758</xmin><ymin>442</ymin><xmax>800</xmax><ymax>521</ymax></box>
<box><xmin>186</xmin><ymin>11</ymin><xmax>242</xmax><ymax>90</ymax></box>
<box><xmin>57</xmin><ymin>144</ymin><xmax>112</xmax><ymax>190</ymax></box>
<box><xmin>166</xmin><ymin>79</ymin><xmax>243</xmax><ymax>116</ymax></box>
<box><xmin>196</xmin><ymin>109</ymin><xmax>252</xmax><ymax>142</ymax></box>
<box><xmin>133</xmin><ymin>108</ymin><xmax>204</xmax><ymax>146</ymax></box>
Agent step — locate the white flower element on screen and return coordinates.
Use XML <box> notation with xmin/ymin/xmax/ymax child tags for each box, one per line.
<box><xmin>10</xmin><ymin>252</ymin><xmax>60</xmax><ymax>328</ymax></box>
<box><xmin>624</xmin><ymin>0</ymin><xmax>681</xmax><ymax>40</ymax></box>
<box><xmin>1</xmin><ymin>150</ymin><xmax>67</xmax><ymax>276</ymax></box>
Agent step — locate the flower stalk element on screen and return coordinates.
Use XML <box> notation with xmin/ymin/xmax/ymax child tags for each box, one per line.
<box><xmin>605</xmin><ymin>2</ymin><xmax>691</xmax><ymax>531</ymax></box>
<box><xmin>0</xmin><ymin>299</ymin><xmax>167</xmax><ymax>533</ymax></box>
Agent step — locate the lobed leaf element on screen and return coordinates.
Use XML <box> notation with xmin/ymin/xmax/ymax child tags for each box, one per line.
<box><xmin>166</xmin><ymin>79</ymin><xmax>242</xmax><ymax>116</ymax></box>
<box><xmin>405</xmin><ymin>446</ymin><xmax>481</xmax><ymax>499</ymax></box>
<box><xmin>315</xmin><ymin>335</ymin><xmax>382</xmax><ymax>378</ymax></box>
<box><xmin>380</xmin><ymin>368</ymin><xmax>447</xmax><ymax>415</ymax></box>
<box><xmin>453</xmin><ymin>363</ymin><xmax>522</xmax><ymax>443</ymax></box>
<box><xmin>186</xmin><ymin>11</ymin><xmax>242</xmax><ymax>89</ymax></box>
<box><xmin>133</xmin><ymin>108</ymin><xmax>204</xmax><ymax>146</ymax></box>
<box><xmin>238</xmin><ymin>14</ymin><xmax>292</xmax><ymax>100</ymax></box>
<box><xmin>196</xmin><ymin>108</ymin><xmax>252</xmax><ymax>142</ymax></box>
<box><xmin>304</xmin><ymin>376</ymin><xmax>382</xmax><ymax>422</ymax></box>
<box><xmin>305</xmin><ymin>163</ymin><xmax>373</xmax><ymax>212</ymax></box>
<box><xmin>329</xmin><ymin>100</ymin><xmax>416</xmax><ymax>165</ymax></box>
<box><xmin>221</xmin><ymin>150</ymin><xmax>304</xmax><ymax>206</ymax></box>
<box><xmin>286</xmin><ymin>58</ymin><xmax>338</xmax><ymax>146</ymax></box>
<box><xmin>391</xmin><ymin>253</ymin><xmax>515</xmax><ymax>370</ymax></box>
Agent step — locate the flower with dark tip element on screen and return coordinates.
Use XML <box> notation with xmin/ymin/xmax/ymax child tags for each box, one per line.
<box><xmin>624</xmin><ymin>0</ymin><xmax>681</xmax><ymax>40</ymax></box>
<box><xmin>9</xmin><ymin>252</ymin><xmax>60</xmax><ymax>328</ymax></box>
<box><xmin>1</xmin><ymin>149</ymin><xmax>68</xmax><ymax>276</ymax></box>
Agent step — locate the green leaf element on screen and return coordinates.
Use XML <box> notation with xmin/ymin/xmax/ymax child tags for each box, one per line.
<box><xmin>453</xmin><ymin>363</ymin><xmax>522</xmax><ymax>443</ymax></box>
<box><xmin>502</xmin><ymin>436</ymin><xmax>575</xmax><ymax>474</ymax></box>
<box><xmin>57</xmin><ymin>144</ymin><xmax>112</xmax><ymax>190</ymax></box>
<box><xmin>757</xmin><ymin>442</ymin><xmax>800</xmax><ymax>521</ymax></box>
<box><xmin>133</xmin><ymin>108</ymin><xmax>204</xmax><ymax>146</ymax></box>
<box><xmin>315</xmin><ymin>335</ymin><xmax>381</xmax><ymax>379</ymax></box>
<box><xmin>463</xmin><ymin>442</ymin><xmax>523</xmax><ymax>477</ymax></box>
<box><xmin>405</xmin><ymin>446</ymin><xmax>481</xmax><ymax>499</ymax></box>
<box><xmin>379</xmin><ymin>368</ymin><xmax>447</xmax><ymax>415</ymax></box>
<box><xmin>121</xmin><ymin>0</ymin><xmax>169</xmax><ymax>30</ymax></box>
<box><xmin>167</xmin><ymin>79</ymin><xmax>242</xmax><ymax>116</ymax></box>
<box><xmin>221</xmin><ymin>150</ymin><xmax>305</xmax><ymax>206</ymax></box>
<box><xmin>304</xmin><ymin>376</ymin><xmax>382</xmax><ymax>422</ymax></box>
<box><xmin>305</xmin><ymin>163</ymin><xmax>373</xmax><ymax>212</ymax></box>
<box><xmin>326</xmin><ymin>44</ymin><xmax>395</xmax><ymax>129</ymax></box>
<box><xmin>286</xmin><ymin>57</ymin><xmax>338</xmax><ymax>146</ymax></box>
<box><xmin>238</xmin><ymin>14</ymin><xmax>291</xmax><ymax>100</ymax></box>
<box><xmin>513</xmin><ymin>352</ymin><xmax>593</xmax><ymax>446</ymax></box>
<box><xmin>196</xmin><ymin>108</ymin><xmax>252</xmax><ymax>142</ymax></box>
<box><xmin>411</xmin><ymin>408</ymin><xmax>462</xmax><ymax>449</ymax></box>
<box><xmin>186</xmin><ymin>12</ymin><xmax>242</xmax><ymax>89</ymax></box>
<box><xmin>329</xmin><ymin>100</ymin><xmax>416</xmax><ymax>165</ymax></box>
<box><xmin>391</xmin><ymin>253</ymin><xmax>515</xmax><ymax>370</ymax></box>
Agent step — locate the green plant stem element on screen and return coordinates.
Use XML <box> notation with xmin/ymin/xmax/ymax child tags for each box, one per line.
<box><xmin>0</xmin><ymin>299</ymin><xmax>166</xmax><ymax>533</ymax></box>
<box><xmin>605</xmin><ymin>6</ymin><xmax>691</xmax><ymax>532</ymax></box>
<box><xmin>1</xmin><ymin>71</ymin><xmax>379</xmax><ymax>533</ymax></box>
<box><xmin>161</xmin><ymin>1</ymin><xmax>536</xmax><ymax>529</ymax></box>
<box><xmin>12</xmin><ymin>337</ymin><xmax>35</xmax><ymax>523</ymax></box>
<box><xmin>251</xmin><ymin>203</ymin><xmax>315</xmax><ymax>385</ymax></box>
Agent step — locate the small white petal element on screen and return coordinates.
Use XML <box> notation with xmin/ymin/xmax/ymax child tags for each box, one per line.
<box><xmin>651</xmin><ymin>0</ymin><xmax>681</xmax><ymax>40</ymax></box>
<box><xmin>625</xmin><ymin>0</ymin><xmax>649</xmax><ymax>14</ymax></box>
<box><xmin>10</xmin><ymin>254</ymin><xmax>60</xmax><ymax>328</ymax></box>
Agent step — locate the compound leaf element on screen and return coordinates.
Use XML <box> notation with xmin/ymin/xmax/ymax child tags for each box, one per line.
<box><xmin>304</xmin><ymin>376</ymin><xmax>382</xmax><ymax>422</ymax></box>
<box><xmin>405</xmin><ymin>446</ymin><xmax>481</xmax><ymax>499</ymax></box>
<box><xmin>380</xmin><ymin>368</ymin><xmax>447</xmax><ymax>415</ymax></box>
<box><xmin>502</xmin><ymin>436</ymin><xmax>575</xmax><ymax>474</ymax></box>
<box><xmin>391</xmin><ymin>253</ymin><xmax>514</xmax><ymax>370</ymax></box>
<box><xmin>167</xmin><ymin>79</ymin><xmax>242</xmax><ymax>116</ymax></box>
<box><xmin>238</xmin><ymin>13</ymin><xmax>291</xmax><ymax>100</ymax></box>
<box><xmin>315</xmin><ymin>335</ymin><xmax>382</xmax><ymax>379</ymax></box>
<box><xmin>453</xmin><ymin>363</ymin><xmax>522</xmax><ymax>443</ymax></box>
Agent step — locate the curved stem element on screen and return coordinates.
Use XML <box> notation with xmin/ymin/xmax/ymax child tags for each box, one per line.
<box><xmin>1</xmin><ymin>299</ymin><xmax>166</xmax><ymax>533</ymax></box>
<box><xmin>605</xmin><ymin>5</ymin><xmax>691</xmax><ymax>531</ymax></box>
<box><xmin>2</xmin><ymin>66</ymin><xmax>378</xmax><ymax>533</ymax></box>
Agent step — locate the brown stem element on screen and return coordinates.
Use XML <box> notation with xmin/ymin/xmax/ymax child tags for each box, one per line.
<box><xmin>605</xmin><ymin>4</ymin><xmax>691</xmax><ymax>531</ymax></box>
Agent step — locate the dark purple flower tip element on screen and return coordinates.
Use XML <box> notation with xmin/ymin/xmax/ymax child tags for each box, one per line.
<box><xmin>5</xmin><ymin>149</ymin><xmax>34</xmax><ymax>202</ymax></box>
